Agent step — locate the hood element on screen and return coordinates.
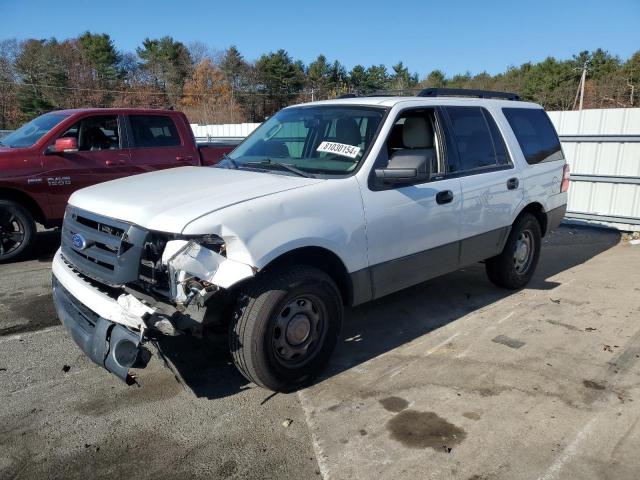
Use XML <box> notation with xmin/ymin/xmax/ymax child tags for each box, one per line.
<box><xmin>69</xmin><ymin>166</ymin><xmax>323</xmax><ymax>232</ymax></box>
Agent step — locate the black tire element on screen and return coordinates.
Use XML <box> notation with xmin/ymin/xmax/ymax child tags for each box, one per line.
<box><xmin>229</xmin><ymin>265</ymin><xmax>343</xmax><ymax>391</ymax></box>
<box><xmin>0</xmin><ymin>199</ymin><xmax>36</xmax><ymax>263</ymax></box>
<box><xmin>486</xmin><ymin>213</ymin><xmax>541</xmax><ymax>289</ymax></box>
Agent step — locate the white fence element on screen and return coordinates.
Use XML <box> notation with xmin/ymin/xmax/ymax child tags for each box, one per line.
<box><xmin>548</xmin><ymin>108</ymin><xmax>640</xmax><ymax>231</ymax></box>
<box><xmin>195</xmin><ymin>108</ymin><xmax>640</xmax><ymax>232</ymax></box>
<box><xmin>190</xmin><ymin>123</ymin><xmax>260</xmax><ymax>142</ymax></box>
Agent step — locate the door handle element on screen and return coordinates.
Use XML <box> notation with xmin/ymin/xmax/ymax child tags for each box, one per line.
<box><xmin>436</xmin><ymin>190</ymin><xmax>454</xmax><ymax>205</ymax></box>
<box><xmin>507</xmin><ymin>177</ymin><xmax>519</xmax><ymax>190</ymax></box>
<box><xmin>176</xmin><ymin>155</ymin><xmax>193</xmax><ymax>162</ymax></box>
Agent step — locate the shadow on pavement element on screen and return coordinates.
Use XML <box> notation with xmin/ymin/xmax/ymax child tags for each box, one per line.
<box><xmin>145</xmin><ymin>225</ymin><xmax>621</xmax><ymax>398</ymax></box>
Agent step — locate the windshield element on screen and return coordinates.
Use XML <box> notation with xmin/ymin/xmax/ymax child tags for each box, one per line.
<box><xmin>1</xmin><ymin>113</ymin><xmax>70</xmax><ymax>148</ymax></box>
<box><xmin>223</xmin><ymin>105</ymin><xmax>385</xmax><ymax>175</ymax></box>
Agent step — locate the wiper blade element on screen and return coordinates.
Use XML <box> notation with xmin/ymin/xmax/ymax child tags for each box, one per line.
<box><xmin>244</xmin><ymin>159</ymin><xmax>314</xmax><ymax>178</ymax></box>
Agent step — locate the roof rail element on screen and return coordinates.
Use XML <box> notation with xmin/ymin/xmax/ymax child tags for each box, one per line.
<box><xmin>417</xmin><ymin>88</ymin><xmax>521</xmax><ymax>101</ymax></box>
<box><xmin>337</xmin><ymin>93</ymin><xmax>358</xmax><ymax>99</ymax></box>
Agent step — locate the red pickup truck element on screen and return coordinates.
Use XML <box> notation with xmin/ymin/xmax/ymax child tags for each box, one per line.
<box><xmin>0</xmin><ymin>108</ymin><xmax>239</xmax><ymax>262</ymax></box>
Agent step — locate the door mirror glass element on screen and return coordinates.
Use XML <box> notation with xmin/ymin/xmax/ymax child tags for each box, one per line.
<box><xmin>53</xmin><ymin>137</ymin><xmax>78</xmax><ymax>153</ymax></box>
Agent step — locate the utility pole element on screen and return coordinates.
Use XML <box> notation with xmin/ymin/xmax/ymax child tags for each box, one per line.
<box><xmin>573</xmin><ymin>60</ymin><xmax>590</xmax><ymax>110</ymax></box>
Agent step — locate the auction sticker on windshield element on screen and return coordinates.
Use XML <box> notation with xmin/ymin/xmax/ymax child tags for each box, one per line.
<box><xmin>317</xmin><ymin>141</ymin><xmax>361</xmax><ymax>159</ymax></box>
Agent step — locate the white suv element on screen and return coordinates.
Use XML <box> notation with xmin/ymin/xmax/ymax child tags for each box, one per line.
<box><xmin>52</xmin><ymin>89</ymin><xmax>569</xmax><ymax>391</ymax></box>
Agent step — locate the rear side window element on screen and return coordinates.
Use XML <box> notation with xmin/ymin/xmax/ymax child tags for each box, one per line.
<box><xmin>502</xmin><ymin>108</ymin><xmax>564</xmax><ymax>164</ymax></box>
<box><xmin>444</xmin><ymin>107</ymin><xmax>511</xmax><ymax>172</ymax></box>
<box><xmin>129</xmin><ymin>115</ymin><xmax>181</xmax><ymax>148</ymax></box>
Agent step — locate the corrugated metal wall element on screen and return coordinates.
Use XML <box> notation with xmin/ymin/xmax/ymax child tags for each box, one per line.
<box><xmin>547</xmin><ymin>108</ymin><xmax>640</xmax><ymax>231</ymax></box>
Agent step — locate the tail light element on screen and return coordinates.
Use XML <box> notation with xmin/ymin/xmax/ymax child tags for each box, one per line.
<box><xmin>561</xmin><ymin>164</ymin><xmax>570</xmax><ymax>193</ymax></box>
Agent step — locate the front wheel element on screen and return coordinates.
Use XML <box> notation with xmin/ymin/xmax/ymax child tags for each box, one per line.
<box><xmin>0</xmin><ymin>200</ymin><xmax>36</xmax><ymax>263</ymax></box>
<box><xmin>229</xmin><ymin>266</ymin><xmax>343</xmax><ymax>391</ymax></box>
<box><xmin>485</xmin><ymin>213</ymin><xmax>541</xmax><ymax>289</ymax></box>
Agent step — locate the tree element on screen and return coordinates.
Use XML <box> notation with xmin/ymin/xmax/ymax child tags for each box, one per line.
<box><xmin>391</xmin><ymin>61</ymin><xmax>418</xmax><ymax>90</ymax></box>
<box><xmin>348</xmin><ymin>65</ymin><xmax>366</xmax><ymax>92</ymax></box>
<box><xmin>422</xmin><ymin>69</ymin><xmax>446</xmax><ymax>88</ymax></box>
<box><xmin>182</xmin><ymin>58</ymin><xmax>241</xmax><ymax>123</ymax></box>
<box><xmin>255</xmin><ymin>49</ymin><xmax>304</xmax><ymax>115</ymax></box>
<box><xmin>137</xmin><ymin>36</ymin><xmax>192</xmax><ymax>107</ymax></box>
<box><xmin>14</xmin><ymin>39</ymin><xmax>69</xmax><ymax>117</ymax></box>
<box><xmin>0</xmin><ymin>39</ymin><xmax>21</xmax><ymax>128</ymax></box>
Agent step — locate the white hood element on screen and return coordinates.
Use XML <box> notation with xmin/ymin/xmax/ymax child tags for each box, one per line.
<box><xmin>69</xmin><ymin>166</ymin><xmax>322</xmax><ymax>232</ymax></box>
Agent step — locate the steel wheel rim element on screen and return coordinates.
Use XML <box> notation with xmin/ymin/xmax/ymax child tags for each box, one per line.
<box><xmin>0</xmin><ymin>207</ymin><xmax>25</xmax><ymax>257</ymax></box>
<box><xmin>272</xmin><ymin>295</ymin><xmax>326</xmax><ymax>367</ymax></box>
<box><xmin>513</xmin><ymin>229</ymin><xmax>534</xmax><ymax>274</ymax></box>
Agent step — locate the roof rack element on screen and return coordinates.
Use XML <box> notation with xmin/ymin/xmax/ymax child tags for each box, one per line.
<box><xmin>417</xmin><ymin>88</ymin><xmax>520</xmax><ymax>101</ymax></box>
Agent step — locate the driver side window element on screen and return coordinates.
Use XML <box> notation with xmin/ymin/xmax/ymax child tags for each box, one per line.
<box><xmin>383</xmin><ymin>109</ymin><xmax>445</xmax><ymax>176</ymax></box>
<box><xmin>60</xmin><ymin>116</ymin><xmax>120</xmax><ymax>151</ymax></box>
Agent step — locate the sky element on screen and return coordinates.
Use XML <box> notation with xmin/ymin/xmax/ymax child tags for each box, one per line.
<box><xmin>2</xmin><ymin>0</ymin><xmax>639</xmax><ymax>77</ymax></box>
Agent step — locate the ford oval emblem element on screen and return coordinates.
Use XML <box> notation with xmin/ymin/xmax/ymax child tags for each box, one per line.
<box><xmin>72</xmin><ymin>233</ymin><xmax>87</xmax><ymax>250</ymax></box>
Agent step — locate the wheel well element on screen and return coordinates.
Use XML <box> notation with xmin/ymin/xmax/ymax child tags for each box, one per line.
<box><xmin>0</xmin><ymin>188</ymin><xmax>47</xmax><ymax>225</ymax></box>
<box><xmin>0</xmin><ymin>188</ymin><xmax>48</xmax><ymax>225</ymax></box>
<box><xmin>262</xmin><ymin>247</ymin><xmax>352</xmax><ymax>305</ymax></box>
<box><xmin>518</xmin><ymin>202</ymin><xmax>548</xmax><ymax>236</ymax></box>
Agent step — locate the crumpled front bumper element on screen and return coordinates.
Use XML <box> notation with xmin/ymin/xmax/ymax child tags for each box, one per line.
<box><xmin>52</xmin><ymin>250</ymin><xmax>150</xmax><ymax>383</ymax></box>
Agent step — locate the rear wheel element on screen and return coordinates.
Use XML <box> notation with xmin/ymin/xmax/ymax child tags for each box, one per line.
<box><xmin>229</xmin><ymin>265</ymin><xmax>343</xmax><ymax>391</ymax></box>
<box><xmin>485</xmin><ymin>213</ymin><xmax>541</xmax><ymax>289</ymax></box>
<box><xmin>0</xmin><ymin>200</ymin><xmax>36</xmax><ymax>263</ymax></box>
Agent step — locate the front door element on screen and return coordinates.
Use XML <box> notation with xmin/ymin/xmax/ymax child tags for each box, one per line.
<box><xmin>42</xmin><ymin>114</ymin><xmax>131</xmax><ymax>220</ymax></box>
<box><xmin>360</xmin><ymin>108</ymin><xmax>462</xmax><ymax>299</ymax></box>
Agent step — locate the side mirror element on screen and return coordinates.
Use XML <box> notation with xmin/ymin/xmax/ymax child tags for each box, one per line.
<box><xmin>52</xmin><ymin>137</ymin><xmax>78</xmax><ymax>154</ymax></box>
<box><xmin>374</xmin><ymin>150</ymin><xmax>433</xmax><ymax>185</ymax></box>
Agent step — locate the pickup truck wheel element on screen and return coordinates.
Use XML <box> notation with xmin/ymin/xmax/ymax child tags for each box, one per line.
<box><xmin>229</xmin><ymin>266</ymin><xmax>343</xmax><ymax>391</ymax></box>
<box><xmin>0</xmin><ymin>200</ymin><xmax>36</xmax><ymax>263</ymax></box>
<box><xmin>485</xmin><ymin>213</ymin><xmax>541</xmax><ymax>289</ymax></box>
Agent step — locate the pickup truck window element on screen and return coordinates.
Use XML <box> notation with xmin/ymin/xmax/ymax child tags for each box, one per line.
<box><xmin>502</xmin><ymin>108</ymin><xmax>564</xmax><ymax>164</ymax></box>
<box><xmin>445</xmin><ymin>106</ymin><xmax>510</xmax><ymax>172</ymax></box>
<box><xmin>60</xmin><ymin>115</ymin><xmax>121</xmax><ymax>151</ymax></box>
<box><xmin>226</xmin><ymin>106</ymin><xmax>385</xmax><ymax>175</ymax></box>
<box><xmin>1</xmin><ymin>113</ymin><xmax>70</xmax><ymax>148</ymax></box>
<box><xmin>129</xmin><ymin>115</ymin><xmax>181</xmax><ymax>148</ymax></box>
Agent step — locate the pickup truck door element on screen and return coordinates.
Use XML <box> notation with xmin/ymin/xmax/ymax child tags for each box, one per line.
<box><xmin>125</xmin><ymin>114</ymin><xmax>199</xmax><ymax>171</ymax></box>
<box><xmin>441</xmin><ymin>106</ymin><xmax>523</xmax><ymax>266</ymax></box>
<box><xmin>42</xmin><ymin>114</ymin><xmax>131</xmax><ymax>220</ymax></box>
<box><xmin>360</xmin><ymin>108</ymin><xmax>462</xmax><ymax>299</ymax></box>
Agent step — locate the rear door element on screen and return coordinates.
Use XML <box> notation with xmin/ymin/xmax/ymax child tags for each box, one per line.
<box><xmin>42</xmin><ymin>114</ymin><xmax>130</xmax><ymax>219</ymax></box>
<box><xmin>442</xmin><ymin>106</ymin><xmax>522</xmax><ymax>265</ymax></box>
<box><xmin>126</xmin><ymin>114</ymin><xmax>198</xmax><ymax>171</ymax></box>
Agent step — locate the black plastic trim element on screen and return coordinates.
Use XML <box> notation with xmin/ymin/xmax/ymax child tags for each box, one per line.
<box><xmin>418</xmin><ymin>88</ymin><xmax>520</xmax><ymax>101</ymax></box>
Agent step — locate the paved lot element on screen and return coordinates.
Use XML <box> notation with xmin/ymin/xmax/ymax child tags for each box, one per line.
<box><xmin>1</xmin><ymin>225</ymin><xmax>639</xmax><ymax>479</ymax></box>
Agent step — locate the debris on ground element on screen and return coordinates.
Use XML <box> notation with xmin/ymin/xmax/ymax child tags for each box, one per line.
<box><xmin>0</xmin><ymin>367</ymin><xmax>6</xmax><ymax>371</ymax></box>
<box><xmin>550</xmin><ymin>297</ymin><xmax>561</xmax><ymax>304</ymax></box>
<box><xmin>62</xmin><ymin>365</ymin><xmax>71</xmax><ymax>373</ymax></box>
<box><xmin>584</xmin><ymin>327</ymin><xmax>597</xmax><ymax>332</ymax></box>
<box><xmin>282</xmin><ymin>419</ymin><xmax>293</xmax><ymax>428</ymax></box>
<box><xmin>603</xmin><ymin>345</ymin><xmax>613</xmax><ymax>353</ymax></box>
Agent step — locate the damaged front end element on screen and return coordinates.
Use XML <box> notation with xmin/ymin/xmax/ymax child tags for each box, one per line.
<box><xmin>53</xmin><ymin>218</ymin><xmax>256</xmax><ymax>384</ymax></box>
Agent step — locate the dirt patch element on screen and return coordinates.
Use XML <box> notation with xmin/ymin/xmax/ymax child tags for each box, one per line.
<box><xmin>463</xmin><ymin>412</ymin><xmax>481</xmax><ymax>421</ymax></box>
<box><xmin>491</xmin><ymin>335</ymin><xmax>525</xmax><ymax>349</ymax></box>
<box><xmin>0</xmin><ymin>293</ymin><xmax>59</xmax><ymax>336</ymax></box>
<box><xmin>387</xmin><ymin>410</ymin><xmax>467</xmax><ymax>450</ymax></box>
<box><xmin>74</xmin><ymin>372</ymin><xmax>183</xmax><ymax>416</ymax></box>
<box><xmin>583</xmin><ymin>380</ymin><xmax>606</xmax><ymax>390</ymax></box>
<box><xmin>379</xmin><ymin>396</ymin><xmax>409</xmax><ymax>413</ymax></box>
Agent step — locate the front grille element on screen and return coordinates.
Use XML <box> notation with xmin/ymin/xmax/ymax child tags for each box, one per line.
<box><xmin>61</xmin><ymin>206</ymin><xmax>148</xmax><ymax>286</ymax></box>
